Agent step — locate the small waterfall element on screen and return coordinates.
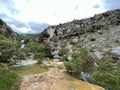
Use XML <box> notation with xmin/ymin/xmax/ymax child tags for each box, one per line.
<box><xmin>20</xmin><ymin>40</ymin><xmax>25</xmax><ymax>48</ymax></box>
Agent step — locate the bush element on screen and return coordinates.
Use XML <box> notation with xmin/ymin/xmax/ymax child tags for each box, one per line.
<box><xmin>44</xmin><ymin>44</ymin><xmax>52</xmax><ymax>58</ymax></box>
<box><xmin>64</xmin><ymin>53</ymin><xmax>83</xmax><ymax>78</ymax></box>
<box><xmin>26</xmin><ymin>43</ymin><xmax>46</xmax><ymax>64</ymax></box>
<box><xmin>64</xmin><ymin>47</ymin><xmax>95</xmax><ymax>79</ymax></box>
<box><xmin>16</xmin><ymin>49</ymin><xmax>26</xmax><ymax>60</ymax></box>
<box><xmin>90</xmin><ymin>57</ymin><xmax>120</xmax><ymax>90</ymax></box>
<box><xmin>59</xmin><ymin>48</ymin><xmax>67</xmax><ymax>56</ymax></box>
<box><xmin>26</xmin><ymin>43</ymin><xmax>52</xmax><ymax>59</ymax></box>
<box><xmin>90</xmin><ymin>71</ymin><xmax>120</xmax><ymax>90</ymax></box>
<box><xmin>0</xmin><ymin>35</ymin><xmax>20</xmax><ymax>63</ymax></box>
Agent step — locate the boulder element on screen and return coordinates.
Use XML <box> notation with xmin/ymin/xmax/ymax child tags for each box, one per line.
<box><xmin>71</xmin><ymin>37</ymin><xmax>79</xmax><ymax>44</ymax></box>
<box><xmin>51</xmin><ymin>50</ymin><xmax>59</xmax><ymax>56</ymax></box>
<box><xmin>92</xmin><ymin>51</ymin><xmax>103</xmax><ymax>60</ymax></box>
<box><xmin>111</xmin><ymin>47</ymin><xmax>120</xmax><ymax>60</ymax></box>
<box><xmin>46</xmin><ymin>27</ymin><xmax>55</xmax><ymax>38</ymax></box>
<box><xmin>65</xmin><ymin>42</ymin><xmax>73</xmax><ymax>53</ymax></box>
<box><xmin>67</xmin><ymin>55</ymin><xmax>72</xmax><ymax>61</ymax></box>
<box><xmin>53</xmin><ymin>55</ymin><xmax>61</xmax><ymax>59</ymax></box>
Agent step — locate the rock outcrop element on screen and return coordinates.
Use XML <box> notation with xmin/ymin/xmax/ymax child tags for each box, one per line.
<box><xmin>111</xmin><ymin>47</ymin><xmax>120</xmax><ymax>60</ymax></box>
<box><xmin>0</xmin><ymin>19</ymin><xmax>19</xmax><ymax>39</ymax></box>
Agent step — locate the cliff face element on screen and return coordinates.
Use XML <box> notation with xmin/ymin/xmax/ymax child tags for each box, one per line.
<box><xmin>0</xmin><ymin>19</ymin><xmax>18</xmax><ymax>39</ymax></box>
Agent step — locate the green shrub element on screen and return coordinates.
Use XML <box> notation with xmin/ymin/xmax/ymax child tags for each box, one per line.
<box><xmin>59</xmin><ymin>48</ymin><xmax>67</xmax><ymax>56</ymax></box>
<box><xmin>64</xmin><ymin>53</ymin><xmax>83</xmax><ymax>78</ymax></box>
<box><xmin>90</xmin><ymin>71</ymin><xmax>120</xmax><ymax>90</ymax></box>
<box><xmin>44</xmin><ymin>44</ymin><xmax>52</xmax><ymax>58</ymax></box>
<box><xmin>90</xmin><ymin>57</ymin><xmax>120</xmax><ymax>90</ymax></box>
<box><xmin>0</xmin><ymin>36</ymin><xmax>17</xmax><ymax>62</ymax></box>
<box><xmin>26</xmin><ymin>43</ymin><xmax>51</xmax><ymax>60</ymax></box>
<box><xmin>64</xmin><ymin>47</ymin><xmax>95</xmax><ymax>79</ymax></box>
<box><xmin>16</xmin><ymin>49</ymin><xmax>26</xmax><ymax>60</ymax></box>
<box><xmin>0</xmin><ymin>35</ymin><xmax>24</xmax><ymax>63</ymax></box>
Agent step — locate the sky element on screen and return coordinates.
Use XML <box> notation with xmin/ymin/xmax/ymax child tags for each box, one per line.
<box><xmin>0</xmin><ymin>0</ymin><xmax>120</xmax><ymax>34</ymax></box>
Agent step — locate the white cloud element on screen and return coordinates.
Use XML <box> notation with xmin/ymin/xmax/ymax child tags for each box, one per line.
<box><xmin>12</xmin><ymin>0</ymin><xmax>106</xmax><ymax>25</ymax></box>
<box><xmin>0</xmin><ymin>0</ymin><xmax>111</xmax><ymax>33</ymax></box>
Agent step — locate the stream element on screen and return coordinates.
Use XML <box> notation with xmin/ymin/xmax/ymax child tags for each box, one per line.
<box><xmin>21</xmin><ymin>40</ymin><xmax>25</xmax><ymax>48</ymax></box>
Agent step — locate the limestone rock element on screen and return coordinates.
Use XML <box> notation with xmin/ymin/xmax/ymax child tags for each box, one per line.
<box><xmin>51</xmin><ymin>50</ymin><xmax>59</xmax><ymax>56</ymax></box>
<box><xmin>67</xmin><ymin>55</ymin><xmax>72</xmax><ymax>61</ymax></box>
<box><xmin>71</xmin><ymin>37</ymin><xmax>79</xmax><ymax>44</ymax></box>
<box><xmin>92</xmin><ymin>51</ymin><xmax>103</xmax><ymax>60</ymax></box>
<box><xmin>46</xmin><ymin>27</ymin><xmax>55</xmax><ymax>38</ymax></box>
<box><xmin>111</xmin><ymin>47</ymin><xmax>120</xmax><ymax>60</ymax></box>
<box><xmin>53</xmin><ymin>55</ymin><xmax>61</xmax><ymax>59</ymax></box>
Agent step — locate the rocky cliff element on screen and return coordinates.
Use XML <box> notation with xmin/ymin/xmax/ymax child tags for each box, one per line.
<box><xmin>0</xmin><ymin>19</ymin><xmax>19</xmax><ymax>39</ymax></box>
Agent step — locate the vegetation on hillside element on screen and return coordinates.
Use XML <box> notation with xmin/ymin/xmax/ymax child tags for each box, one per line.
<box><xmin>64</xmin><ymin>45</ymin><xmax>95</xmax><ymax>79</ymax></box>
<box><xmin>0</xmin><ymin>35</ymin><xmax>24</xmax><ymax>63</ymax></box>
<box><xmin>64</xmin><ymin>45</ymin><xmax>120</xmax><ymax>90</ymax></box>
<box><xmin>90</xmin><ymin>57</ymin><xmax>120</xmax><ymax>90</ymax></box>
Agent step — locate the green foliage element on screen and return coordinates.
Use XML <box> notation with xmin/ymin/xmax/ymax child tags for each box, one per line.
<box><xmin>90</xmin><ymin>57</ymin><xmax>120</xmax><ymax>90</ymax></box>
<box><xmin>90</xmin><ymin>71</ymin><xmax>120</xmax><ymax>90</ymax></box>
<box><xmin>26</xmin><ymin>43</ymin><xmax>46</xmax><ymax>64</ymax></box>
<box><xmin>0</xmin><ymin>35</ymin><xmax>26</xmax><ymax>63</ymax></box>
<box><xmin>64</xmin><ymin>53</ymin><xmax>83</xmax><ymax>79</ymax></box>
<box><xmin>64</xmin><ymin>44</ymin><xmax>120</xmax><ymax>90</ymax></box>
<box><xmin>0</xmin><ymin>35</ymin><xmax>20</xmax><ymax>63</ymax></box>
<box><xmin>26</xmin><ymin>43</ymin><xmax>51</xmax><ymax>60</ymax></box>
<box><xmin>16</xmin><ymin>49</ymin><xmax>26</xmax><ymax>60</ymax></box>
<box><xmin>0</xmin><ymin>70</ymin><xmax>21</xmax><ymax>90</ymax></box>
<box><xmin>44</xmin><ymin>44</ymin><xmax>52</xmax><ymax>58</ymax></box>
<box><xmin>64</xmin><ymin>47</ymin><xmax>95</xmax><ymax>79</ymax></box>
<box><xmin>98</xmin><ymin>56</ymin><xmax>113</xmax><ymax>71</ymax></box>
<box><xmin>59</xmin><ymin>48</ymin><xmax>67</xmax><ymax>56</ymax></box>
<box><xmin>20</xmin><ymin>34</ymin><xmax>36</xmax><ymax>44</ymax></box>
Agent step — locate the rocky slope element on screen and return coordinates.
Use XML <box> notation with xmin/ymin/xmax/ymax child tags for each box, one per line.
<box><xmin>36</xmin><ymin>9</ymin><xmax>120</xmax><ymax>42</ymax></box>
<box><xmin>0</xmin><ymin>19</ymin><xmax>19</xmax><ymax>39</ymax></box>
<box><xmin>33</xmin><ymin>9</ymin><xmax>120</xmax><ymax>90</ymax></box>
<box><xmin>35</xmin><ymin>9</ymin><xmax>120</xmax><ymax>60</ymax></box>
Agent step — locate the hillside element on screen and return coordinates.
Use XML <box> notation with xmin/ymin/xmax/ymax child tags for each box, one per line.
<box><xmin>0</xmin><ymin>19</ymin><xmax>19</xmax><ymax>39</ymax></box>
<box><xmin>0</xmin><ymin>19</ymin><xmax>23</xmax><ymax>63</ymax></box>
<box><xmin>35</xmin><ymin>9</ymin><xmax>120</xmax><ymax>60</ymax></box>
<box><xmin>34</xmin><ymin>9</ymin><xmax>120</xmax><ymax>90</ymax></box>
<box><xmin>36</xmin><ymin>9</ymin><xmax>120</xmax><ymax>42</ymax></box>
<box><xmin>0</xmin><ymin>9</ymin><xmax>120</xmax><ymax>90</ymax></box>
